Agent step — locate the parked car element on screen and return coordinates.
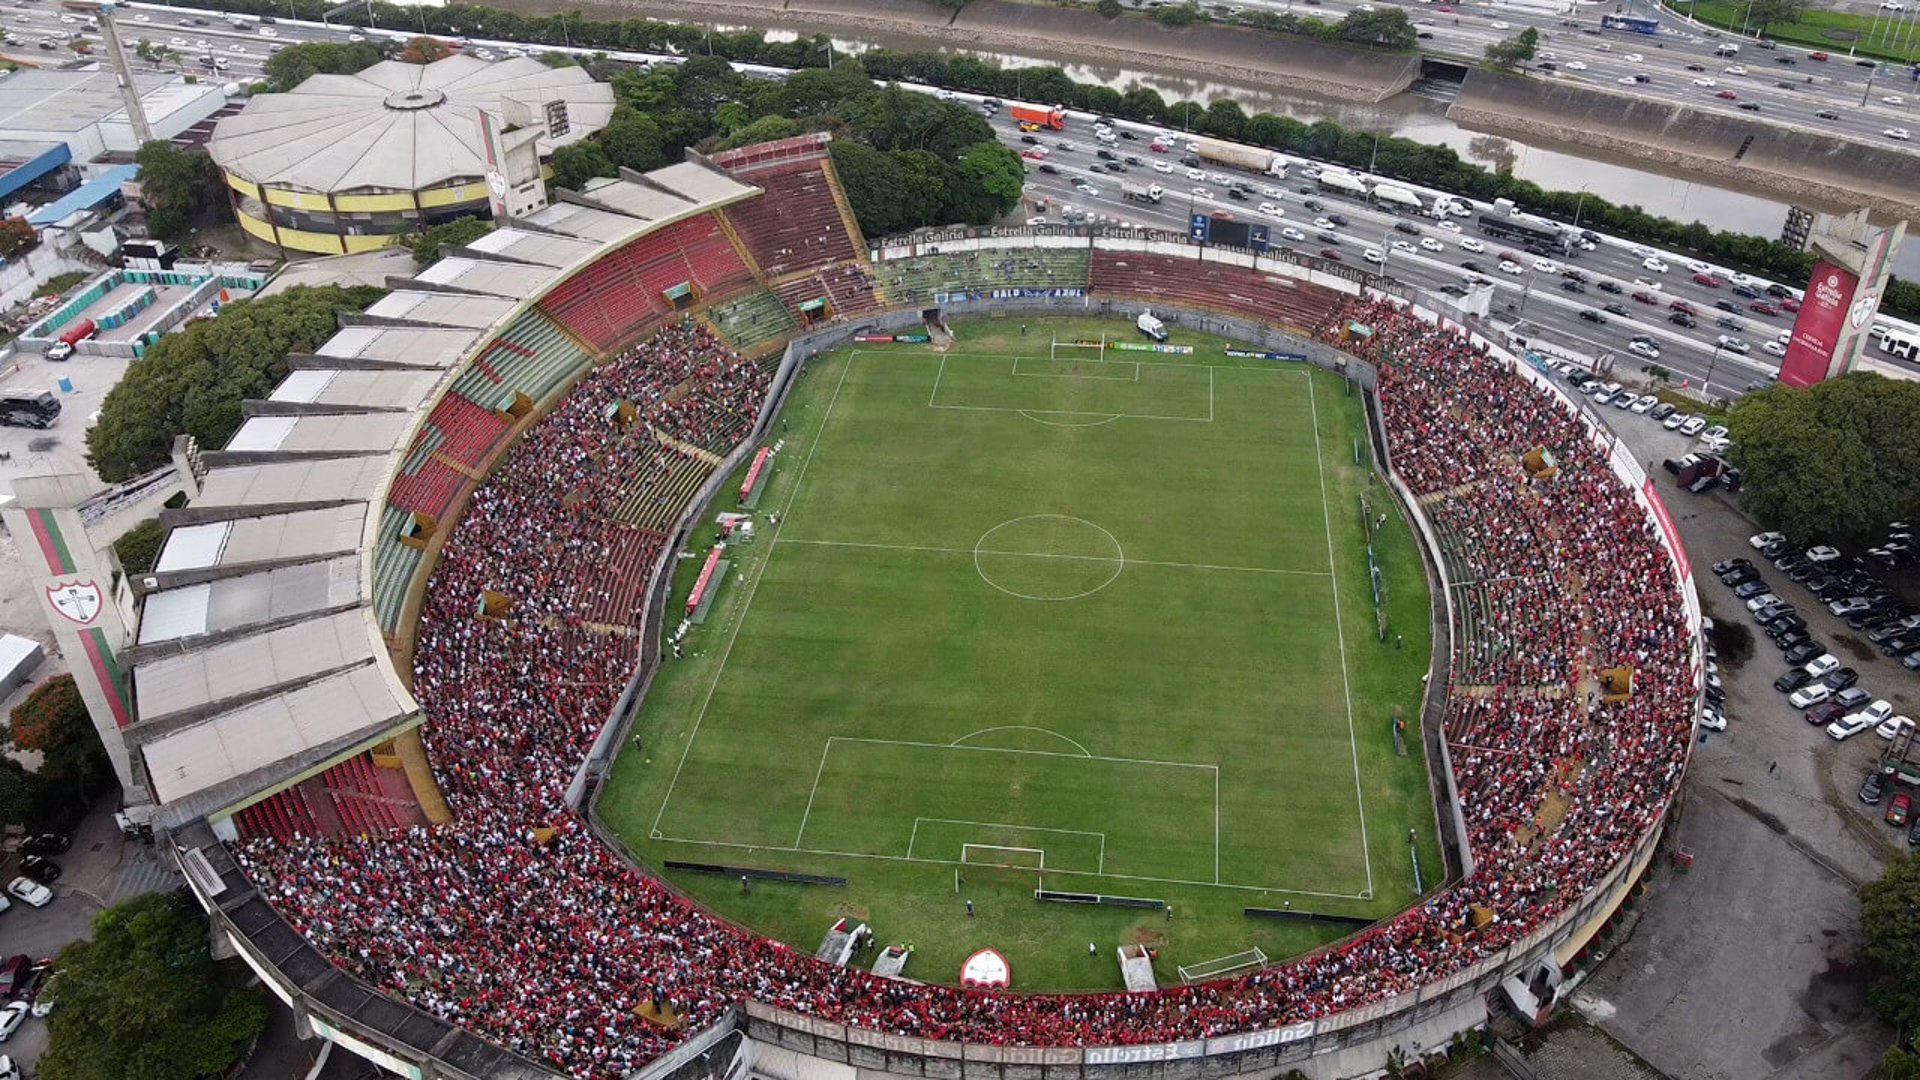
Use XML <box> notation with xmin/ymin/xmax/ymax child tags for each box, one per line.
<box><xmin>19</xmin><ymin>835</ymin><xmax>67</xmax><ymax>856</ymax></box>
<box><xmin>1806</xmin><ymin>701</ymin><xmax>1848</xmax><ymax>728</ymax></box>
<box><xmin>1828</xmin><ymin>713</ymin><xmax>1878</xmax><ymax>739</ymax></box>
<box><xmin>4</xmin><ymin>879</ymin><xmax>48</xmax><ymax>910</ymax></box>
<box><xmin>18</xmin><ymin>857</ymin><xmax>57</xmax><ymax>885</ymax></box>
<box><xmin>0</xmin><ymin>1002</ymin><xmax>25</xmax><ymax>1044</ymax></box>
<box><xmin>1783</xmin><ymin>641</ymin><xmax>1824</xmax><ymax>665</ymax></box>
<box><xmin>1804</xmin><ymin>653</ymin><xmax>1841</xmax><ymax>678</ymax></box>
<box><xmin>1788</xmin><ymin>683</ymin><xmax>1832</xmax><ymax>708</ymax></box>
<box><xmin>1876</xmin><ymin>715</ymin><xmax>1915</xmax><ymax>740</ymax></box>
<box><xmin>1835</xmin><ymin>687</ymin><xmax>1873</xmax><ymax>711</ymax></box>
<box><xmin>1774</xmin><ymin>668</ymin><xmax>1813</xmax><ymax>692</ymax></box>
<box><xmin>1862</xmin><ymin>771</ymin><xmax>1889</xmax><ymax>804</ymax></box>
<box><xmin>1822</xmin><ymin>666</ymin><xmax>1860</xmax><ymax>690</ymax></box>
<box><xmin>1890</xmin><ymin>792</ymin><xmax>1913</xmax><ymax>827</ymax></box>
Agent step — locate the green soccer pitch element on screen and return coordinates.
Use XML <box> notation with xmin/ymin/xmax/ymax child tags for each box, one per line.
<box><xmin>598</xmin><ymin>317</ymin><xmax>1439</xmax><ymax>991</ymax></box>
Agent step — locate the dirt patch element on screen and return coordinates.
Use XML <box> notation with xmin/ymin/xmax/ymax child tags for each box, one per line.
<box><xmin>1831</xmin><ymin>634</ymin><xmax>1875</xmax><ymax>663</ymax></box>
<box><xmin>1731</xmin><ymin>796</ymin><xmax>1789</xmax><ymax>835</ymax></box>
<box><xmin>1708</xmin><ymin>621</ymin><xmax>1755</xmax><ymax>668</ymax></box>
<box><xmin>833</xmin><ymin>902</ymin><xmax>872</xmax><ymax>919</ymax></box>
<box><xmin>1128</xmin><ymin>928</ymin><xmax>1165</xmax><ymax>946</ymax></box>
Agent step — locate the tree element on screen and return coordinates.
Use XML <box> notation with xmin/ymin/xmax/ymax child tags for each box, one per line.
<box><xmin>1862</xmin><ymin>853</ymin><xmax>1920</xmax><ymax>1039</ymax></box>
<box><xmin>1096</xmin><ymin>0</ymin><xmax>1123</xmax><ymax>16</ymax></box>
<box><xmin>404</xmin><ymin>215</ymin><xmax>493</xmax><ymax>267</ymax></box>
<box><xmin>714</xmin><ymin>114</ymin><xmax>802</xmax><ymax>152</ymax></box>
<box><xmin>0</xmin><ymin>216</ymin><xmax>35</xmax><ymax>259</ymax></box>
<box><xmin>261</xmin><ymin>40</ymin><xmax>383</xmax><ymax>92</ymax></box>
<box><xmin>86</xmin><ymin>285</ymin><xmax>384</xmax><ymax>482</ymax></box>
<box><xmin>942</xmin><ymin>141</ymin><xmax>1025</xmax><ymax>224</ymax></box>
<box><xmin>38</xmin><ymin>891</ymin><xmax>269</xmax><ymax>1080</ymax></box>
<box><xmin>1154</xmin><ymin>2</ymin><xmax>1202</xmax><ymax>26</ymax></box>
<box><xmin>1335</xmin><ymin>7</ymin><xmax>1416</xmax><ymax>49</ymax></box>
<box><xmin>1747</xmin><ymin>0</ymin><xmax>1806</xmax><ymax>35</ymax></box>
<box><xmin>398</xmin><ymin>35</ymin><xmax>452</xmax><ymax>63</ymax></box>
<box><xmin>134</xmin><ymin>142</ymin><xmax>222</xmax><ymax>241</ymax></box>
<box><xmin>1727</xmin><ymin>374</ymin><xmax>1920</xmax><ymax>544</ymax></box>
<box><xmin>1869</xmin><ymin>1048</ymin><xmax>1920</xmax><ymax>1080</ymax></box>
<box><xmin>598</xmin><ymin>105</ymin><xmax>669</xmax><ymax>172</ymax></box>
<box><xmin>114</xmin><ymin>518</ymin><xmax>166</xmax><ymax>577</ymax></box>
<box><xmin>550</xmin><ymin>141</ymin><xmax>616</xmax><ymax>190</ymax></box>
<box><xmin>1484</xmin><ymin>26</ymin><xmax>1540</xmax><ymax>71</ymax></box>
<box><xmin>6</xmin><ymin>675</ymin><xmax>110</xmax><ymax>806</ymax></box>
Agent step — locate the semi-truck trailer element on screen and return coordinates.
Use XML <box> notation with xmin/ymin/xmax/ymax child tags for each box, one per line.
<box><xmin>1372</xmin><ymin>182</ymin><xmax>1423</xmax><ymax>210</ymax></box>
<box><xmin>1010</xmin><ymin>105</ymin><xmax>1067</xmax><ymax>130</ymax></box>
<box><xmin>1122</xmin><ymin>183</ymin><xmax>1165</xmax><ymax>203</ymax></box>
<box><xmin>1188</xmin><ymin>136</ymin><xmax>1287</xmax><ymax>177</ymax></box>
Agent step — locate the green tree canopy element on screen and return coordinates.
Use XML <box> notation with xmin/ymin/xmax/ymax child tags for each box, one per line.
<box><xmin>86</xmin><ymin>285</ymin><xmax>384</xmax><ymax>482</ymax></box>
<box><xmin>1335</xmin><ymin>6</ymin><xmax>1416</xmax><ymax>48</ymax></box>
<box><xmin>550</xmin><ymin>140</ymin><xmax>617</xmax><ymax>189</ymax></box>
<box><xmin>113</xmin><ymin>518</ymin><xmax>165</xmax><ymax>577</ymax></box>
<box><xmin>1484</xmin><ymin>26</ymin><xmax>1541</xmax><ymax>71</ymax></box>
<box><xmin>1748</xmin><ymin>0</ymin><xmax>1807</xmax><ymax>35</ymax></box>
<box><xmin>404</xmin><ymin>215</ymin><xmax>492</xmax><ymax>266</ymax></box>
<box><xmin>134</xmin><ymin>142</ymin><xmax>223</xmax><ymax>241</ymax></box>
<box><xmin>1869</xmin><ymin>1048</ymin><xmax>1920</xmax><ymax>1080</ymax></box>
<box><xmin>1096</xmin><ymin>0</ymin><xmax>1122</xmax><ymax>17</ymax></box>
<box><xmin>261</xmin><ymin>40</ymin><xmax>384</xmax><ymax>92</ymax></box>
<box><xmin>1862</xmin><ymin>853</ymin><xmax>1920</xmax><ymax>1038</ymax></box>
<box><xmin>1727</xmin><ymin>374</ymin><xmax>1920</xmax><ymax>544</ymax></box>
<box><xmin>38</xmin><ymin>891</ymin><xmax>269</xmax><ymax>1080</ymax></box>
<box><xmin>5</xmin><ymin>675</ymin><xmax>110</xmax><ymax>809</ymax></box>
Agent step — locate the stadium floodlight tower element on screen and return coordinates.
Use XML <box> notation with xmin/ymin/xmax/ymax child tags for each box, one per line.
<box><xmin>1777</xmin><ymin>209</ymin><xmax>1907</xmax><ymax>387</ymax></box>
<box><xmin>91</xmin><ymin>1</ymin><xmax>154</xmax><ymax>146</ymax></box>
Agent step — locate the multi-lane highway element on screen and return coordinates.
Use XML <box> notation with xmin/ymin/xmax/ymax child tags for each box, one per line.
<box><xmin>1163</xmin><ymin>0</ymin><xmax>1920</xmax><ymax>144</ymax></box>
<box><xmin>992</xmin><ymin>105</ymin><xmax>1917</xmax><ymax>398</ymax></box>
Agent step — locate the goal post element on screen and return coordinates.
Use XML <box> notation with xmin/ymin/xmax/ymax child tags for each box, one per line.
<box><xmin>1049</xmin><ymin>333</ymin><xmax>1108</xmax><ymax>363</ymax></box>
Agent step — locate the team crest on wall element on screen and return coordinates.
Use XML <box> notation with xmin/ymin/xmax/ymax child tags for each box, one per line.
<box><xmin>46</xmin><ymin>581</ymin><xmax>102</xmax><ymax>625</ymax></box>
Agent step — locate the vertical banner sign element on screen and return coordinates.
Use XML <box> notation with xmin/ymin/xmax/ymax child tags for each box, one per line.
<box><xmin>1778</xmin><ymin>260</ymin><xmax>1858</xmax><ymax>387</ymax></box>
<box><xmin>1189</xmin><ymin>213</ymin><xmax>1211</xmax><ymax>245</ymax></box>
<box><xmin>1249</xmin><ymin>223</ymin><xmax>1271</xmax><ymax>252</ymax></box>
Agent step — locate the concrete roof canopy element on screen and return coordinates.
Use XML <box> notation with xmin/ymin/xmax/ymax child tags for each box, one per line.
<box><xmin>207</xmin><ymin>54</ymin><xmax>614</xmax><ymax>195</ymax></box>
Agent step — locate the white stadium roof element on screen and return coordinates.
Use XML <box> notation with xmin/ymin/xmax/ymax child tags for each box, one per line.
<box><xmin>207</xmin><ymin>54</ymin><xmax>614</xmax><ymax>194</ymax></box>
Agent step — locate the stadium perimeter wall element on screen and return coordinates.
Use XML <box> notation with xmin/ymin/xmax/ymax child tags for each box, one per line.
<box><xmin>174</xmin><ymin>233</ymin><xmax>1696</xmax><ymax>1080</ymax></box>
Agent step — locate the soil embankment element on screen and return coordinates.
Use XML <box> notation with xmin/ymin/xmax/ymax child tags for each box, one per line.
<box><xmin>517</xmin><ymin>0</ymin><xmax>1422</xmax><ymax>103</ymax></box>
<box><xmin>1452</xmin><ymin>69</ymin><xmax>1920</xmax><ymax>220</ymax></box>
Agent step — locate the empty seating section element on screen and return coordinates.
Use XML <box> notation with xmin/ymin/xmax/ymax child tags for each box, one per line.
<box><xmin>484</xmin><ymin>311</ymin><xmax>593</xmax><ymax>406</ymax></box>
<box><xmin>423</xmin><ymin>393</ymin><xmax>511</xmax><ymax>471</ymax></box>
<box><xmin>1089</xmin><ymin>251</ymin><xmax>1338</xmax><ymax>331</ymax></box>
<box><xmin>321</xmin><ymin>753</ymin><xmax>409</xmax><ymax>834</ymax></box>
<box><xmin>663</xmin><ymin>214</ymin><xmax>754</xmax><ymax>296</ymax></box>
<box><xmin>535</xmin><ymin>214</ymin><xmax>756</xmax><ymax>357</ymax></box>
<box><xmin>878</xmin><ymin>250</ymin><xmax>1091</xmax><ymax>304</ymax></box>
<box><xmin>234</xmin><ymin>786</ymin><xmax>319</xmax><ymax>841</ymax></box>
<box><xmin>387</xmin><ymin>455</ymin><xmax>467</xmax><ymax>521</ymax></box>
<box><xmin>610</xmin><ymin>443</ymin><xmax>711</xmax><ymax>531</ymax></box>
<box><xmin>539</xmin><ymin>271</ymin><xmax>621</xmax><ymax>353</ymax></box>
<box><xmin>720</xmin><ymin>163</ymin><xmax>856</xmax><ymax>278</ymax></box>
<box><xmin>372</xmin><ymin>506</ymin><xmax>423</xmax><ymax>635</ymax></box>
<box><xmin>772</xmin><ymin>264</ymin><xmax>882</xmax><ymax>324</ymax></box>
<box><xmin>707</xmin><ymin>289</ymin><xmax>795</xmax><ymax>353</ymax></box>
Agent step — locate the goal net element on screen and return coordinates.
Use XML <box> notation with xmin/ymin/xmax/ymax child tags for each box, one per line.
<box><xmin>1177</xmin><ymin>947</ymin><xmax>1269</xmax><ymax>984</ymax></box>
<box><xmin>1050</xmin><ymin>335</ymin><xmax>1107</xmax><ymax>363</ymax></box>
<box><xmin>961</xmin><ymin>844</ymin><xmax>1045</xmax><ymax>870</ymax></box>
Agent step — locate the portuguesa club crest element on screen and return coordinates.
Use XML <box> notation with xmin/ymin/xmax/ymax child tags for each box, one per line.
<box><xmin>46</xmin><ymin>580</ymin><xmax>101</xmax><ymax>625</ymax></box>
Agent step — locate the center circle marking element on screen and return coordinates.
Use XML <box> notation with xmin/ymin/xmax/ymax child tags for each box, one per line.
<box><xmin>972</xmin><ymin>515</ymin><xmax>1125</xmax><ymax>601</ymax></box>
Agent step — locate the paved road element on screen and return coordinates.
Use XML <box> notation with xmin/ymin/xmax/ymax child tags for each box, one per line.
<box><xmin>994</xmin><ymin>114</ymin><xmax>1917</xmax><ymax>400</ymax></box>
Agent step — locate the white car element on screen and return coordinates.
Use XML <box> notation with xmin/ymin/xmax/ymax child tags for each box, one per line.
<box><xmin>1617</xmin><ymin>76</ymin><xmax>1639</xmax><ymax>85</ymax></box>
<box><xmin>1877</xmin><ymin>715</ymin><xmax>1915</xmax><ymax>740</ymax></box>
<box><xmin>1629</xmin><ymin>393</ymin><xmax>1659</xmax><ymax>413</ymax></box>
<box><xmin>1717</xmin><ymin>335</ymin><xmax>1751</xmax><ymax>354</ymax></box>
<box><xmin>1625</xmin><ymin>53</ymin><xmax>1644</xmax><ymax>62</ymax></box>
<box><xmin>1565</xmin><ymin>60</ymin><xmax>1588</xmax><ymax>71</ymax></box>
<box><xmin>1152</xmin><ymin>160</ymin><xmax>1174</xmax><ymax>173</ymax></box>
<box><xmin>1699</xmin><ymin>707</ymin><xmax>1727</xmax><ymax>732</ymax></box>
<box><xmin>1363</xmin><ymin>248</ymin><xmax>1386</xmax><ymax>265</ymax></box>
<box><xmin>1075</xmin><ymin>182</ymin><xmax>1100</xmax><ymax>196</ymax></box>
<box><xmin>1593</xmin><ymin>42</ymin><xmax>1613</xmax><ymax>51</ymax></box>
<box><xmin>1491</xmin><ymin>19</ymin><xmax>1511</xmax><ymax>28</ymax></box>
<box><xmin>1459</xmin><ymin>236</ymin><xmax>1485</xmax><ymax>252</ymax></box>
<box><xmin>1186</xmin><ymin>167</ymin><xmax>1206</xmax><ymax>180</ymax></box>
<box><xmin>169</xmin><ymin>36</ymin><xmax>187</xmax><ymax>46</ymax></box>
<box><xmin>1827</xmin><ymin>714</ymin><xmax>1877</xmax><ymax>740</ymax></box>
<box><xmin>229</xmin><ymin>43</ymin><xmax>246</xmax><ymax>53</ymax></box>
<box><xmin>1663</xmin><ymin>411</ymin><xmax>1691</xmax><ymax>431</ymax></box>
<box><xmin>1257</xmin><ymin>202</ymin><xmax>1284</xmax><ymax>217</ymax></box>
<box><xmin>1642</xmin><ymin>256</ymin><xmax>1669</xmax><ymax>272</ymax></box>
<box><xmin>1210</xmin><ymin>172</ymin><xmax>1230</xmax><ymax>185</ymax></box>
<box><xmin>1686</xmin><ymin>259</ymin><xmax>1714</xmax><ymax>274</ymax></box>
<box><xmin>1419</xmin><ymin>236</ymin><xmax>1444</xmax><ymax>251</ymax></box>
<box><xmin>1703</xmin><ymin>424</ymin><xmax>1729</xmax><ymax>441</ymax></box>
<box><xmin>1679</xmin><ymin>416</ymin><xmax>1707</xmax><ymax>436</ymax></box>
<box><xmin>0</xmin><ymin>1003</ymin><xmax>24</xmax><ymax>1044</ymax></box>
<box><xmin>1804</xmin><ymin>653</ymin><xmax>1841</xmax><ymax>678</ymax></box>
<box><xmin>1025</xmin><ymin>215</ymin><xmax>1049</xmax><ymax>226</ymax></box>
<box><xmin>1280</xmin><ymin>226</ymin><xmax>1307</xmax><ymax>242</ymax></box>
<box><xmin>1886</xmin><ymin>95</ymin><xmax>1907</xmax><ymax>106</ymax></box>
<box><xmin>1700</xmin><ymin>434</ymin><xmax>1731</xmax><ymax>454</ymax></box>
<box><xmin>1436</xmin><ymin>219</ymin><xmax>1462</xmax><ymax>233</ymax></box>
<box><xmin>1886</xmin><ymin>128</ymin><xmax>1912</xmax><ymax>141</ymax></box>
<box><xmin>258</xmin><ymin>25</ymin><xmax>277</xmax><ymax>36</ymax></box>
<box><xmin>473</xmin><ymin>48</ymin><xmax>495</xmax><ymax>61</ymax></box>
<box><xmin>1852</xmin><ymin>700</ymin><xmax>1895</xmax><ymax>725</ymax></box>
<box><xmin>1763</xmin><ymin>339</ymin><xmax>1787</xmax><ymax>356</ymax></box>
<box><xmin>1313</xmin><ymin>217</ymin><xmax>1336</xmax><ymax>230</ymax></box>
<box><xmin>1629</xmin><ymin>340</ymin><xmax>1661</xmax><ymax>359</ymax></box>
<box><xmin>1533</xmin><ymin>258</ymin><xmax>1561</xmax><ymax>273</ymax></box>
<box><xmin>1750</xmin><ymin>530</ymin><xmax>1785</xmax><ymax>549</ymax></box>
<box><xmin>1391</xmin><ymin>239</ymin><xmax>1415</xmax><ymax>252</ymax></box>
<box><xmin>1692</xmin><ymin>77</ymin><xmax>1717</xmax><ymax>87</ymax></box>
<box><xmin>1261</xmin><ymin>186</ymin><xmax>1283</xmax><ymax>199</ymax></box>
<box><xmin>1884</xmin><ymin>0</ymin><xmax>1908</xmax><ymax>9</ymax></box>
<box><xmin>1789</xmin><ymin>684</ymin><xmax>1831</xmax><ymax>709</ymax></box>
<box><xmin>347</xmin><ymin>31</ymin><xmax>366</xmax><ymax>42</ymax></box>
<box><xmin>4</xmin><ymin>877</ymin><xmax>48</xmax><ymax>909</ymax></box>
<box><xmin>1745</xmin><ymin>592</ymin><xmax>1782</xmax><ymax>614</ymax></box>
<box><xmin>1498</xmin><ymin>260</ymin><xmax>1524</xmax><ymax>275</ymax></box>
<box><xmin>1723</xmin><ymin>64</ymin><xmax>1746</xmax><ymax>75</ymax></box>
<box><xmin>1190</xmin><ymin>186</ymin><xmax>1212</xmax><ymax>199</ymax></box>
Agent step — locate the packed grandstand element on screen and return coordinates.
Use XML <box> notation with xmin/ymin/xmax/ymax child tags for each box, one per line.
<box><xmin>155</xmin><ymin>136</ymin><xmax>1697</xmax><ymax>1080</ymax></box>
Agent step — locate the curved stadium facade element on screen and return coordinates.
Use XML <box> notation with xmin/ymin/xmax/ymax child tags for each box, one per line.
<box><xmin>129</xmin><ymin>133</ymin><xmax>1701</xmax><ymax>1080</ymax></box>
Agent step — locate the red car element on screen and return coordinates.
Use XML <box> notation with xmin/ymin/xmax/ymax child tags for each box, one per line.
<box><xmin>1633</xmin><ymin>290</ymin><xmax>1661</xmax><ymax>305</ymax></box>
<box><xmin>1890</xmin><ymin>792</ymin><xmax>1912</xmax><ymax>827</ymax></box>
<box><xmin>1781</xmin><ymin>296</ymin><xmax>1801</xmax><ymax>311</ymax></box>
<box><xmin>1669</xmin><ymin>299</ymin><xmax>1698</xmax><ymax>314</ymax></box>
<box><xmin>1320</xmin><ymin>248</ymin><xmax>1342</xmax><ymax>261</ymax></box>
<box><xmin>1692</xmin><ymin>272</ymin><xmax>1721</xmax><ymax>287</ymax></box>
<box><xmin>1716</xmin><ymin>90</ymin><xmax>1738</xmax><ymax>100</ymax></box>
<box><xmin>1750</xmin><ymin>300</ymin><xmax>1780</xmax><ymax>316</ymax></box>
<box><xmin>1809</xmin><ymin>51</ymin><xmax>1829</xmax><ymax>61</ymax></box>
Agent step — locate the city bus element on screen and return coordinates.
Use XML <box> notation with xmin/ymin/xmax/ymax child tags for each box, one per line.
<box><xmin>1600</xmin><ymin>14</ymin><xmax>1661</xmax><ymax>34</ymax></box>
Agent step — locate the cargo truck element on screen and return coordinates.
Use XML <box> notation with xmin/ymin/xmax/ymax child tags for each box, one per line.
<box><xmin>1188</xmin><ymin>136</ymin><xmax>1287</xmax><ymax>177</ymax></box>
<box><xmin>1316</xmin><ymin>169</ymin><xmax>1370</xmax><ymax>196</ymax></box>
<box><xmin>1010</xmin><ymin>105</ymin><xmax>1067</xmax><ymax>130</ymax></box>
<box><xmin>1371</xmin><ymin>182</ymin><xmax>1423</xmax><ymax>211</ymax></box>
<box><xmin>1122</xmin><ymin>183</ymin><xmax>1165</xmax><ymax>204</ymax></box>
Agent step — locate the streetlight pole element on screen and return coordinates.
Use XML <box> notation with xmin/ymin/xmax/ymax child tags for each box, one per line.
<box><xmin>1863</xmin><ymin>64</ymin><xmax>1878</xmax><ymax>107</ymax></box>
<box><xmin>1704</xmin><ymin>341</ymin><xmax>1726</xmax><ymax>397</ymax></box>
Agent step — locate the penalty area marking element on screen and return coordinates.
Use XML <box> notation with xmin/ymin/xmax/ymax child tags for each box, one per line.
<box><xmin>906</xmin><ymin>818</ymin><xmax>1108</xmax><ymax>873</ymax></box>
<box><xmin>924</xmin><ymin>352</ymin><xmax>1215</xmax><ymax>425</ymax></box>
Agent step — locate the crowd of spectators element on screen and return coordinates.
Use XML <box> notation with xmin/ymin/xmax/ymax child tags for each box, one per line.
<box><xmin>229</xmin><ymin>296</ymin><xmax>1695</xmax><ymax>1080</ymax></box>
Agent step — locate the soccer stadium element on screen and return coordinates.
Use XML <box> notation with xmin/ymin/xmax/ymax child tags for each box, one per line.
<box><xmin>50</xmin><ymin>132</ymin><xmax>1700</xmax><ymax>1080</ymax></box>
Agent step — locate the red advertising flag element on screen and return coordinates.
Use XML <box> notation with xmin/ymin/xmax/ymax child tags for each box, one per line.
<box><xmin>1778</xmin><ymin>260</ymin><xmax>1858</xmax><ymax>387</ymax></box>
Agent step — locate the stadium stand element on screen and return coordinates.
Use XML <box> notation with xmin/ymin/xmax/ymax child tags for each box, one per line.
<box><xmin>715</xmin><ymin>164</ymin><xmax>856</xmax><ymax>278</ymax></box>
<box><xmin>227</xmin><ymin>282</ymin><xmax>1693</xmax><ymax>1080</ymax></box>
<box><xmin>370</xmin><ymin>506</ymin><xmax>424</xmax><ymax>636</ymax></box>
<box><xmin>877</xmin><ymin>249</ymin><xmax>1090</xmax><ymax>303</ymax></box>
<box><xmin>537</xmin><ymin>215</ymin><xmax>758</xmax><ymax>357</ymax></box>
<box><xmin>1088</xmin><ymin>251</ymin><xmax>1339</xmax><ymax>333</ymax></box>
<box><xmin>706</xmin><ymin>289</ymin><xmax>795</xmax><ymax>354</ymax></box>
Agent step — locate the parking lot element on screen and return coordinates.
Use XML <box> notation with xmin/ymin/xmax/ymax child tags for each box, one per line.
<box><xmin>0</xmin><ymin>345</ymin><xmax>127</xmax><ymax>503</ymax></box>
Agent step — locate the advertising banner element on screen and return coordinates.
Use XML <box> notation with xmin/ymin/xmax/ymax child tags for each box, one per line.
<box><xmin>1225</xmin><ymin>348</ymin><xmax>1308</xmax><ymax>362</ymax></box>
<box><xmin>1779</xmin><ymin>259</ymin><xmax>1859</xmax><ymax>387</ymax></box>
<box><xmin>1110</xmin><ymin>342</ymin><xmax>1196</xmax><ymax>354</ymax></box>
